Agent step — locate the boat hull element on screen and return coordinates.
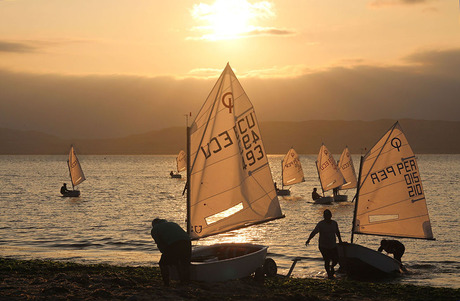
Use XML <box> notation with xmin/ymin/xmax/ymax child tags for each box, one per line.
<box><xmin>61</xmin><ymin>190</ymin><xmax>80</xmax><ymax>197</ymax></box>
<box><xmin>276</xmin><ymin>189</ymin><xmax>290</xmax><ymax>196</ymax></box>
<box><xmin>337</xmin><ymin>243</ymin><xmax>402</xmax><ymax>278</ymax></box>
<box><xmin>171</xmin><ymin>243</ymin><xmax>268</xmax><ymax>282</ymax></box>
<box><xmin>314</xmin><ymin>196</ymin><xmax>333</xmax><ymax>204</ymax></box>
<box><xmin>334</xmin><ymin>195</ymin><xmax>348</xmax><ymax>202</ymax></box>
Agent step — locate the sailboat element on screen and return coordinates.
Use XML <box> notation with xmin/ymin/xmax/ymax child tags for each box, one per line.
<box><xmin>183</xmin><ymin>63</ymin><xmax>285</xmax><ymax>282</ymax></box>
<box><xmin>62</xmin><ymin>145</ymin><xmax>86</xmax><ymax>197</ymax></box>
<box><xmin>276</xmin><ymin>148</ymin><xmax>305</xmax><ymax>196</ymax></box>
<box><xmin>170</xmin><ymin>150</ymin><xmax>186</xmax><ymax>178</ymax></box>
<box><xmin>315</xmin><ymin>144</ymin><xmax>346</xmax><ymax>204</ymax></box>
<box><xmin>334</xmin><ymin>146</ymin><xmax>358</xmax><ymax>202</ymax></box>
<box><xmin>337</xmin><ymin>122</ymin><xmax>435</xmax><ymax>277</ymax></box>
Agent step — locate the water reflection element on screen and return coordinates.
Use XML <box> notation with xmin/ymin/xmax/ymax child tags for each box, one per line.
<box><xmin>0</xmin><ymin>154</ymin><xmax>458</xmax><ymax>288</ymax></box>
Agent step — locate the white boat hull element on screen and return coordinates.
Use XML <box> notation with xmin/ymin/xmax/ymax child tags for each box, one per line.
<box><xmin>314</xmin><ymin>196</ymin><xmax>333</xmax><ymax>204</ymax></box>
<box><xmin>334</xmin><ymin>195</ymin><xmax>348</xmax><ymax>202</ymax></box>
<box><xmin>337</xmin><ymin>243</ymin><xmax>402</xmax><ymax>278</ymax></box>
<box><xmin>171</xmin><ymin>243</ymin><xmax>267</xmax><ymax>282</ymax></box>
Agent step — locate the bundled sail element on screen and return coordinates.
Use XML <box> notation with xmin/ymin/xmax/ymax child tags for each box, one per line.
<box><xmin>281</xmin><ymin>148</ymin><xmax>305</xmax><ymax>187</ymax></box>
<box><xmin>316</xmin><ymin>144</ymin><xmax>345</xmax><ymax>192</ymax></box>
<box><xmin>68</xmin><ymin>145</ymin><xmax>86</xmax><ymax>188</ymax></box>
<box><xmin>353</xmin><ymin>122</ymin><xmax>434</xmax><ymax>240</ymax></box>
<box><xmin>188</xmin><ymin>63</ymin><xmax>284</xmax><ymax>239</ymax></box>
<box><xmin>338</xmin><ymin>147</ymin><xmax>357</xmax><ymax>190</ymax></box>
<box><xmin>176</xmin><ymin>150</ymin><xmax>186</xmax><ymax>173</ymax></box>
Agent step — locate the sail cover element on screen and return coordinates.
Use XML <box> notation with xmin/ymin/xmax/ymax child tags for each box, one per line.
<box><xmin>353</xmin><ymin>122</ymin><xmax>434</xmax><ymax>240</ymax></box>
<box><xmin>282</xmin><ymin>148</ymin><xmax>305</xmax><ymax>186</ymax></box>
<box><xmin>176</xmin><ymin>150</ymin><xmax>186</xmax><ymax>173</ymax></box>
<box><xmin>316</xmin><ymin>144</ymin><xmax>345</xmax><ymax>192</ymax></box>
<box><xmin>188</xmin><ymin>63</ymin><xmax>284</xmax><ymax>239</ymax></box>
<box><xmin>68</xmin><ymin>145</ymin><xmax>86</xmax><ymax>187</ymax></box>
<box><xmin>338</xmin><ymin>147</ymin><xmax>357</xmax><ymax>190</ymax></box>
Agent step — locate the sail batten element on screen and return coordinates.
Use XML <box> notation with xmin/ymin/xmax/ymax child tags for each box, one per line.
<box><xmin>352</xmin><ymin>122</ymin><xmax>434</xmax><ymax>240</ymax></box>
<box><xmin>187</xmin><ymin>64</ymin><xmax>284</xmax><ymax>239</ymax></box>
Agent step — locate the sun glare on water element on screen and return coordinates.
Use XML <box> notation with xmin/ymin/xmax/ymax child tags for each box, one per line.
<box><xmin>192</xmin><ymin>0</ymin><xmax>274</xmax><ymax>41</ymax></box>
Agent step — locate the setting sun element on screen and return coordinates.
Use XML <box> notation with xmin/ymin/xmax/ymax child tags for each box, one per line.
<box><xmin>191</xmin><ymin>0</ymin><xmax>274</xmax><ymax>40</ymax></box>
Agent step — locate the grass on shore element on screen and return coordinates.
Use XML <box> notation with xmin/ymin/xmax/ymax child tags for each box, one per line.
<box><xmin>0</xmin><ymin>257</ymin><xmax>459</xmax><ymax>301</ymax></box>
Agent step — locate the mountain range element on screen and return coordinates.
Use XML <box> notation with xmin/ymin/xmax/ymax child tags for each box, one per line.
<box><xmin>1</xmin><ymin>119</ymin><xmax>459</xmax><ymax>155</ymax></box>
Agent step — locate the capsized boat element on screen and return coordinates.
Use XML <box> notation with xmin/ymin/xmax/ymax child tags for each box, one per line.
<box><xmin>315</xmin><ymin>144</ymin><xmax>345</xmax><ymax>204</ymax></box>
<box><xmin>62</xmin><ymin>145</ymin><xmax>85</xmax><ymax>197</ymax></box>
<box><xmin>335</xmin><ymin>146</ymin><xmax>358</xmax><ymax>202</ymax></box>
<box><xmin>276</xmin><ymin>148</ymin><xmax>305</xmax><ymax>196</ymax></box>
<box><xmin>182</xmin><ymin>63</ymin><xmax>285</xmax><ymax>282</ymax></box>
<box><xmin>170</xmin><ymin>150</ymin><xmax>186</xmax><ymax>178</ymax></box>
<box><xmin>337</xmin><ymin>121</ymin><xmax>435</xmax><ymax>278</ymax></box>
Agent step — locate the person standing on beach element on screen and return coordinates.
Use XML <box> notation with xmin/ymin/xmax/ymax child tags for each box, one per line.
<box><xmin>151</xmin><ymin>218</ymin><xmax>191</xmax><ymax>286</ymax></box>
<box><xmin>305</xmin><ymin>209</ymin><xmax>343</xmax><ymax>279</ymax></box>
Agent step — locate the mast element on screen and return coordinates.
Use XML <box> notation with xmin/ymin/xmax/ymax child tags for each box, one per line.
<box><xmin>280</xmin><ymin>159</ymin><xmax>284</xmax><ymax>190</ymax></box>
<box><xmin>67</xmin><ymin>145</ymin><xmax>74</xmax><ymax>190</ymax></box>
<box><xmin>315</xmin><ymin>160</ymin><xmax>325</xmax><ymax>197</ymax></box>
<box><xmin>186</xmin><ymin>116</ymin><xmax>191</xmax><ymax>235</ymax></box>
<box><xmin>351</xmin><ymin>156</ymin><xmax>364</xmax><ymax>244</ymax></box>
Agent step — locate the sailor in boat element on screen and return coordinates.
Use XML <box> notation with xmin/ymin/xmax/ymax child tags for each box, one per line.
<box><xmin>305</xmin><ymin>209</ymin><xmax>343</xmax><ymax>279</ymax></box>
<box><xmin>151</xmin><ymin>218</ymin><xmax>191</xmax><ymax>286</ymax></box>
<box><xmin>312</xmin><ymin>187</ymin><xmax>321</xmax><ymax>201</ymax></box>
<box><xmin>60</xmin><ymin>183</ymin><xmax>69</xmax><ymax>195</ymax></box>
<box><xmin>378</xmin><ymin>239</ymin><xmax>406</xmax><ymax>263</ymax></box>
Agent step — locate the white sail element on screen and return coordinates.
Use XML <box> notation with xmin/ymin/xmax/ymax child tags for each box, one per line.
<box><xmin>338</xmin><ymin>147</ymin><xmax>357</xmax><ymax>190</ymax></box>
<box><xmin>176</xmin><ymin>150</ymin><xmax>186</xmax><ymax>173</ymax></box>
<box><xmin>188</xmin><ymin>63</ymin><xmax>284</xmax><ymax>239</ymax></box>
<box><xmin>282</xmin><ymin>148</ymin><xmax>305</xmax><ymax>186</ymax></box>
<box><xmin>68</xmin><ymin>145</ymin><xmax>86</xmax><ymax>187</ymax></box>
<box><xmin>316</xmin><ymin>144</ymin><xmax>345</xmax><ymax>192</ymax></box>
<box><xmin>353</xmin><ymin>122</ymin><xmax>434</xmax><ymax>240</ymax></box>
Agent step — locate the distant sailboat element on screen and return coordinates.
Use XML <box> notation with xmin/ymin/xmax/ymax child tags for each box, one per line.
<box><xmin>338</xmin><ymin>122</ymin><xmax>435</xmax><ymax>277</ymax></box>
<box><xmin>62</xmin><ymin>145</ymin><xmax>85</xmax><ymax>197</ymax></box>
<box><xmin>276</xmin><ymin>148</ymin><xmax>305</xmax><ymax>196</ymax></box>
<box><xmin>170</xmin><ymin>150</ymin><xmax>186</xmax><ymax>178</ymax></box>
<box><xmin>181</xmin><ymin>63</ymin><xmax>285</xmax><ymax>282</ymax></box>
<box><xmin>315</xmin><ymin>144</ymin><xmax>346</xmax><ymax>204</ymax></box>
<box><xmin>334</xmin><ymin>146</ymin><xmax>358</xmax><ymax>202</ymax></box>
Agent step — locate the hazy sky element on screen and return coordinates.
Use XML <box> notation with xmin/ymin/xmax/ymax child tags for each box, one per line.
<box><xmin>1</xmin><ymin>0</ymin><xmax>459</xmax><ymax>138</ymax></box>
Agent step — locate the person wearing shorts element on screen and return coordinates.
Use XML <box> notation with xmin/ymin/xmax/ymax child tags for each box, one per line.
<box><xmin>305</xmin><ymin>209</ymin><xmax>343</xmax><ymax>279</ymax></box>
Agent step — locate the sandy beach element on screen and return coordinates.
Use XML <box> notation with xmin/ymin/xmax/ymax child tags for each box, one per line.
<box><xmin>0</xmin><ymin>257</ymin><xmax>458</xmax><ymax>301</ymax></box>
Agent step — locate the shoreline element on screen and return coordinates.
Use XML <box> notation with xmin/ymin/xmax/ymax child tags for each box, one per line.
<box><xmin>1</xmin><ymin>257</ymin><xmax>459</xmax><ymax>300</ymax></box>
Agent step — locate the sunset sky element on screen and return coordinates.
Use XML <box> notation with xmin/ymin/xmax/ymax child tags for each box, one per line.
<box><xmin>1</xmin><ymin>0</ymin><xmax>459</xmax><ymax>138</ymax></box>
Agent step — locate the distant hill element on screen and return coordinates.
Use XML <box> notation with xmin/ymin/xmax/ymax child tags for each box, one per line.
<box><xmin>1</xmin><ymin>119</ymin><xmax>459</xmax><ymax>154</ymax></box>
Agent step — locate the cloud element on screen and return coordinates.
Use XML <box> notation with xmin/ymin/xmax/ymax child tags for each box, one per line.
<box><xmin>0</xmin><ymin>41</ymin><xmax>37</xmax><ymax>53</ymax></box>
<box><xmin>369</xmin><ymin>0</ymin><xmax>433</xmax><ymax>7</ymax></box>
<box><xmin>0</xmin><ymin>48</ymin><xmax>459</xmax><ymax>138</ymax></box>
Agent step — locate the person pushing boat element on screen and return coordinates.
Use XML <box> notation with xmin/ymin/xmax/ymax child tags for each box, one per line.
<box><xmin>378</xmin><ymin>239</ymin><xmax>405</xmax><ymax>263</ymax></box>
<box><xmin>151</xmin><ymin>218</ymin><xmax>191</xmax><ymax>286</ymax></box>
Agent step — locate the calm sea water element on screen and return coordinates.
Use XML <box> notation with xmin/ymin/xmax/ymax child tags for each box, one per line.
<box><xmin>0</xmin><ymin>154</ymin><xmax>459</xmax><ymax>288</ymax></box>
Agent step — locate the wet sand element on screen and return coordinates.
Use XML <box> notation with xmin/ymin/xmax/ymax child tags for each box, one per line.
<box><xmin>0</xmin><ymin>257</ymin><xmax>458</xmax><ymax>301</ymax></box>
